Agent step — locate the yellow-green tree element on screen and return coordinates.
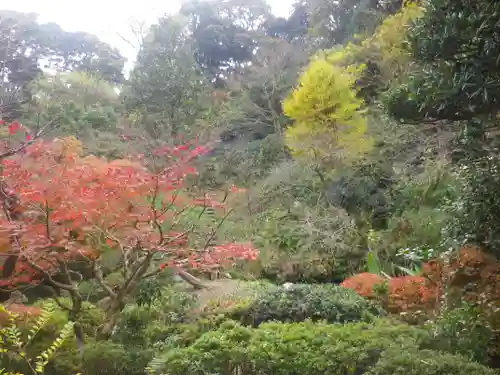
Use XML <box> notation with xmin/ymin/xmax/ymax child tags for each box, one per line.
<box><xmin>327</xmin><ymin>2</ymin><xmax>424</xmax><ymax>95</ymax></box>
<box><xmin>282</xmin><ymin>2</ymin><xmax>424</xmax><ymax>167</ymax></box>
<box><xmin>283</xmin><ymin>58</ymin><xmax>370</xmax><ymax>166</ymax></box>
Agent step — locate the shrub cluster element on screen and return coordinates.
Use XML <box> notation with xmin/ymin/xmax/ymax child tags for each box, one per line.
<box><xmin>232</xmin><ymin>283</ymin><xmax>383</xmax><ymax>326</ymax></box>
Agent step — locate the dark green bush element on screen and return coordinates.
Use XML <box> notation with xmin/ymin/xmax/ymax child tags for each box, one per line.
<box><xmin>232</xmin><ymin>283</ymin><xmax>383</xmax><ymax>326</ymax></box>
<box><xmin>153</xmin><ymin>319</ymin><xmax>486</xmax><ymax>375</ymax></box>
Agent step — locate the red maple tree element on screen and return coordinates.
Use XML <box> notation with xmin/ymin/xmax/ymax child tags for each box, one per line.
<box><xmin>0</xmin><ymin>121</ymin><xmax>257</xmax><ymax>338</ymax></box>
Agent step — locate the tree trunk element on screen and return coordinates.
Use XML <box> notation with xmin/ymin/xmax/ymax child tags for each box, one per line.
<box><xmin>177</xmin><ymin>270</ymin><xmax>207</xmax><ymax>289</ymax></box>
<box><xmin>97</xmin><ymin>297</ymin><xmax>125</xmax><ymax>340</ymax></box>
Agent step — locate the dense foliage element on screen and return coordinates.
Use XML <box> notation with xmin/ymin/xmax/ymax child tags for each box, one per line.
<box><xmin>152</xmin><ymin>320</ymin><xmax>495</xmax><ymax>375</ymax></box>
<box><xmin>233</xmin><ymin>283</ymin><xmax>382</xmax><ymax>325</ymax></box>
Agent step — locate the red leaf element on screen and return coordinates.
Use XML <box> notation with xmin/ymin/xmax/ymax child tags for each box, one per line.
<box><xmin>8</xmin><ymin>121</ymin><xmax>21</xmax><ymax>135</ymax></box>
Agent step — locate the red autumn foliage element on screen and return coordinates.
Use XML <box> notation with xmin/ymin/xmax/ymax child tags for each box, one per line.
<box><xmin>340</xmin><ymin>273</ymin><xmax>384</xmax><ymax>297</ymax></box>
<box><xmin>0</xmin><ymin>136</ymin><xmax>258</xmax><ymax>288</ymax></box>
<box><xmin>341</xmin><ymin>273</ymin><xmax>437</xmax><ymax>314</ymax></box>
<box><xmin>7</xmin><ymin>121</ymin><xmax>21</xmax><ymax>135</ymax></box>
<box><xmin>386</xmin><ymin>275</ymin><xmax>436</xmax><ymax>314</ymax></box>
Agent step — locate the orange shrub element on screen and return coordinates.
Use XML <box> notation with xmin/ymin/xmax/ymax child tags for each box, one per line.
<box><xmin>341</xmin><ymin>273</ymin><xmax>437</xmax><ymax>316</ymax></box>
<box><xmin>386</xmin><ymin>276</ymin><xmax>437</xmax><ymax>314</ymax></box>
<box><xmin>342</xmin><ymin>246</ymin><xmax>500</xmax><ymax>321</ymax></box>
<box><xmin>425</xmin><ymin>246</ymin><xmax>500</xmax><ymax>326</ymax></box>
<box><xmin>340</xmin><ymin>273</ymin><xmax>385</xmax><ymax>298</ymax></box>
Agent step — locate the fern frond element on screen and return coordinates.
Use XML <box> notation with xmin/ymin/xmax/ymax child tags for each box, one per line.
<box><xmin>25</xmin><ymin>302</ymin><xmax>55</xmax><ymax>345</ymax></box>
<box><xmin>0</xmin><ymin>306</ymin><xmax>23</xmax><ymax>348</ymax></box>
<box><xmin>34</xmin><ymin>321</ymin><xmax>74</xmax><ymax>374</ymax></box>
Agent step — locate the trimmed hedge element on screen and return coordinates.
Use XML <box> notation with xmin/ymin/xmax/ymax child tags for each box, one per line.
<box><xmin>154</xmin><ymin>319</ymin><xmax>495</xmax><ymax>375</ymax></box>
<box><xmin>232</xmin><ymin>283</ymin><xmax>383</xmax><ymax>325</ymax></box>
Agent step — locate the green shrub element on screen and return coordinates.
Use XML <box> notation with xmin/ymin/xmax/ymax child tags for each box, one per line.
<box><xmin>82</xmin><ymin>341</ymin><xmax>129</xmax><ymax>375</ymax></box>
<box><xmin>424</xmin><ymin>303</ymin><xmax>494</xmax><ymax>364</ymax></box>
<box><xmin>153</xmin><ymin>314</ymin><xmax>231</xmax><ymax>352</ymax></box>
<box><xmin>367</xmin><ymin>348</ymin><xmax>496</xmax><ymax>375</ymax></box>
<box><xmin>152</xmin><ymin>320</ymin><xmax>495</xmax><ymax>375</ymax></box>
<box><xmin>232</xmin><ymin>283</ymin><xmax>383</xmax><ymax>326</ymax></box>
<box><xmin>258</xmin><ymin>250</ymin><xmax>356</xmax><ymax>284</ymax></box>
<box><xmin>112</xmin><ymin>287</ymin><xmax>197</xmax><ymax>347</ymax></box>
<box><xmin>251</xmin><ymin>206</ymin><xmax>364</xmax><ymax>283</ymax></box>
<box><xmin>150</xmin><ymin>319</ymin><xmax>432</xmax><ymax>375</ymax></box>
<box><xmin>81</xmin><ymin>340</ymin><xmax>154</xmax><ymax>375</ymax></box>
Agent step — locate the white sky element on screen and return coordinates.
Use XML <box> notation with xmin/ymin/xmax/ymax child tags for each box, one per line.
<box><xmin>1</xmin><ymin>0</ymin><xmax>294</xmax><ymax>69</ymax></box>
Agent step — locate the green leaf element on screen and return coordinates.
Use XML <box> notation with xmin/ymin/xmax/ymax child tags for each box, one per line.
<box><xmin>366</xmin><ymin>251</ymin><xmax>382</xmax><ymax>275</ymax></box>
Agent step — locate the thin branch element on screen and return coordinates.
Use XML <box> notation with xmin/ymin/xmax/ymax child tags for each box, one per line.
<box><xmin>22</xmin><ymin>257</ymin><xmax>76</xmax><ymax>292</ymax></box>
<box><xmin>44</xmin><ymin>200</ymin><xmax>52</xmax><ymax>242</ymax></box>
<box><xmin>202</xmin><ymin>208</ymin><xmax>233</xmax><ymax>250</ymax></box>
<box><xmin>150</xmin><ymin>175</ymin><xmax>165</xmax><ymax>245</ymax></box>
<box><xmin>162</xmin><ymin>226</ymin><xmax>194</xmax><ymax>246</ymax></box>
<box><xmin>0</xmin><ymin>118</ymin><xmax>58</xmax><ymax>160</ymax></box>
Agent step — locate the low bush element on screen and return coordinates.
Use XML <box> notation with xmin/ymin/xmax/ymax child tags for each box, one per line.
<box><xmin>111</xmin><ymin>287</ymin><xmax>198</xmax><ymax>345</ymax></box>
<box><xmin>424</xmin><ymin>303</ymin><xmax>493</xmax><ymax>365</ymax></box>
<box><xmin>231</xmin><ymin>283</ymin><xmax>383</xmax><ymax>326</ymax></box>
<box><xmin>258</xmin><ymin>250</ymin><xmax>354</xmax><ymax>284</ymax></box>
<box><xmin>249</xmin><ymin>202</ymin><xmax>364</xmax><ymax>283</ymax></box>
<box><xmin>152</xmin><ymin>319</ymin><xmax>494</xmax><ymax>375</ymax></box>
<box><xmin>367</xmin><ymin>347</ymin><xmax>496</xmax><ymax>375</ymax></box>
<box><xmin>82</xmin><ymin>341</ymin><xmax>130</xmax><ymax>375</ymax></box>
<box><xmin>153</xmin><ymin>314</ymin><xmax>231</xmax><ymax>351</ymax></box>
